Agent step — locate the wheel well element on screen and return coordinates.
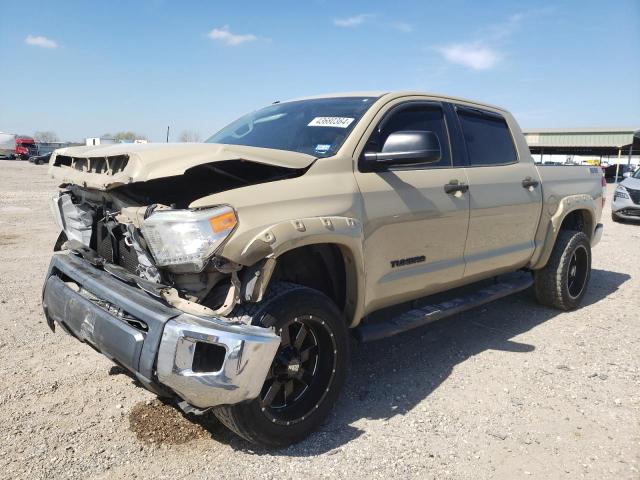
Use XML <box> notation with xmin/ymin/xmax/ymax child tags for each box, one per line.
<box><xmin>270</xmin><ymin>244</ymin><xmax>348</xmax><ymax>317</ymax></box>
<box><xmin>559</xmin><ymin>209</ymin><xmax>593</xmax><ymax>238</ymax></box>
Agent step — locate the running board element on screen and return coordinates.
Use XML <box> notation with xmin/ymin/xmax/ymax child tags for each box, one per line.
<box><xmin>354</xmin><ymin>275</ymin><xmax>533</xmax><ymax>342</ymax></box>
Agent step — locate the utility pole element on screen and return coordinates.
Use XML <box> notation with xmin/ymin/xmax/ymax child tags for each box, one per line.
<box><xmin>166</xmin><ymin>126</ymin><xmax>170</xmax><ymax>143</ymax></box>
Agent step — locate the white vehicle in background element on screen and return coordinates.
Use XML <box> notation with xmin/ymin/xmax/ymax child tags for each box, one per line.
<box><xmin>612</xmin><ymin>168</ymin><xmax>640</xmax><ymax>222</ymax></box>
<box><xmin>0</xmin><ymin>132</ymin><xmax>17</xmax><ymax>159</ymax></box>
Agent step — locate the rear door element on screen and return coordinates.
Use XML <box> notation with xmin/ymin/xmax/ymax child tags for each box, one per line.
<box><xmin>453</xmin><ymin>105</ymin><xmax>543</xmax><ymax>278</ymax></box>
<box><xmin>354</xmin><ymin>100</ymin><xmax>470</xmax><ymax>313</ymax></box>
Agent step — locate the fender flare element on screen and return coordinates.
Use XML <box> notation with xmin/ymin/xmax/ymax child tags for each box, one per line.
<box><xmin>529</xmin><ymin>194</ymin><xmax>597</xmax><ymax>270</ymax></box>
<box><xmin>237</xmin><ymin>216</ymin><xmax>366</xmax><ymax>328</ymax></box>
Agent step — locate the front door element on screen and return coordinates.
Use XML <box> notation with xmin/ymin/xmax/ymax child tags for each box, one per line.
<box><xmin>354</xmin><ymin>100</ymin><xmax>470</xmax><ymax>314</ymax></box>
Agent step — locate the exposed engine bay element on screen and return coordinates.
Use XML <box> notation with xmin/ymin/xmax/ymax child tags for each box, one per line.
<box><xmin>50</xmin><ymin>158</ymin><xmax>306</xmax><ymax>317</ymax></box>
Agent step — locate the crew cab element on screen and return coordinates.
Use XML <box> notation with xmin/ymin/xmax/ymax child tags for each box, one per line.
<box><xmin>42</xmin><ymin>92</ymin><xmax>604</xmax><ymax>447</ymax></box>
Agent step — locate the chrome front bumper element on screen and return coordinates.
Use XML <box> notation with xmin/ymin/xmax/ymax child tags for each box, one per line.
<box><xmin>157</xmin><ymin>314</ymin><xmax>281</xmax><ymax>408</ymax></box>
<box><xmin>43</xmin><ymin>252</ymin><xmax>280</xmax><ymax>409</ymax></box>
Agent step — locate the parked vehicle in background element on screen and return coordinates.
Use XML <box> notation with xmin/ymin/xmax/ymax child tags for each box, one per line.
<box><xmin>43</xmin><ymin>91</ymin><xmax>605</xmax><ymax>447</ymax></box>
<box><xmin>612</xmin><ymin>168</ymin><xmax>640</xmax><ymax>222</ymax></box>
<box><xmin>15</xmin><ymin>136</ymin><xmax>38</xmax><ymax>160</ymax></box>
<box><xmin>604</xmin><ymin>163</ymin><xmax>634</xmax><ymax>182</ymax></box>
<box><xmin>28</xmin><ymin>152</ymin><xmax>52</xmax><ymax>165</ymax></box>
<box><xmin>1</xmin><ymin>134</ymin><xmax>39</xmax><ymax>160</ymax></box>
<box><xmin>0</xmin><ymin>132</ymin><xmax>17</xmax><ymax>158</ymax></box>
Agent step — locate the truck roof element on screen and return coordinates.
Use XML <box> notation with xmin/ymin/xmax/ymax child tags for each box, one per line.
<box><xmin>286</xmin><ymin>91</ymin><xmax>508</xmax><ymax>113</ymax></box>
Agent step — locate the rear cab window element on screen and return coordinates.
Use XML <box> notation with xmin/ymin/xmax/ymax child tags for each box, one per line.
<box><xmin>455</xmin><ymin>106</ymin><xmax>518</xmax><ymax>166</ymax></box>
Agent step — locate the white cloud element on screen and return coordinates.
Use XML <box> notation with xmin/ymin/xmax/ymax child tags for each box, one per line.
<box><xmin>207</xmin><ymin>26</ymin><xmax>257</xmax><ymax>46</ymax></box>
<box><xmin>485</xmin><ymin>12</ymin><xmax>524</xmax><ymax>40</ymax></box>
<box><xmin>333</xmin><ymin>14</ymin><xmax>411</xmax><ymax>32</ymax></box>
<box><xmin>391</xmin><ymin>22</ymin><xmax>413</xmax><ymax>33</ymax></box>
<box><xmin>433</xmin><ymin>11</ymin><xmax>548</xmax><ymax>71</ymax></box>
<box><xmin>436</xmin><ymin>43</ymin><xmax>500</xmax><ymax>71</ymax></box>
<box><xmin>25</xmin><ymin>35</ymin><xmax>58</xmax><ymax>49</ymax></box>
<box><xmin>333</xmin><ymin>14</ymin><xmax>373</xmax><ymax>28</ymax></box>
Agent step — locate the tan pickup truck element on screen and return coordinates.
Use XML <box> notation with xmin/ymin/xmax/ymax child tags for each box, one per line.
<box><xmin>43</xmin><ymin>91</ymin><xmax>605</xmax><ymax>447</ymax></box>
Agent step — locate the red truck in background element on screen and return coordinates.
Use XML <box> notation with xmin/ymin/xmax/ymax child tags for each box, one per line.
<box><xmin>0</xmin><ymin>133</ymin><xmax>38</xmax><ymax>159</ymax></box>
<box><xmin>15</xmin><ymin>136</ymin><xmax>38</xmax><ymax>159</ymax></box>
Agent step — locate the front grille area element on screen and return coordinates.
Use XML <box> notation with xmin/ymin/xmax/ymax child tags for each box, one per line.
<box><xmin>618</xmin><ymin>208</ymin><xmax>640</xmax><ymax>217</ymax></box>
<box><xmin>96</xmin><ymin>221</ymin><xmax>139</xmax><ymax>275</ymax></box>
<box><xmin>117</xmin><ymin>238</ymin><xmax>140</xmax><ymax>274</ymax></box>
<box><xmin>53</xmin><ymin>154</ymin><xmax>129</xmax><ymax>174</ymax></box>
<box><xmin>96</xmin><ymin>222</ymin><xmax>114</xmax><ymax>263</ymax></box>
<box><xmin>626</xmin><ymin>187</ymin><xmax>640</xmax><ymax>205</ymax></box>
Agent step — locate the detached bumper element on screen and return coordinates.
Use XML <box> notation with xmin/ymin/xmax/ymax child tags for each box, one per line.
<box><xmin>42</xmin><ymin>253</ymin><xmax>280</xmax><ymax>409</ymax></box>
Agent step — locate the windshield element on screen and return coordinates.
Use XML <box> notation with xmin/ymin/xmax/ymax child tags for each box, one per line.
<box><xmin>206</xmin><ymin>96</ymin><xmax>378</xmax><ymax>157</ymax></box>
<box><xmin>634</xmin><ymin>167</ymin><xmax>640</xmax><ymax>179</ymax></box>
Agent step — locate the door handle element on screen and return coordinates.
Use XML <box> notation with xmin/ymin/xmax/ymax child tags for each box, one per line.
<box><xmin>444</xmin><ymin>180</ymin><xmax>469</xmax><ymax>194</ymax></box>
<box><xmin>522</xmin><ymin>177</ymin><xmax>540</xmax><ymax>189</ymax></box>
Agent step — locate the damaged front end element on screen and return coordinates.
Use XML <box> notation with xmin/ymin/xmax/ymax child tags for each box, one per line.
<box><xmin>50</xmin><ymin>188</ymin><xmax>243</xmax><ymax>315</ymax></box>
<box><xmin>42</xmin><ymin>151</ymin><xmax>307</xmax><ymax>410</ymax></box>
<box><xmin>43</xmin><ymin>252</ymin><xmax>280</xmax><ymax>410</ymax></box>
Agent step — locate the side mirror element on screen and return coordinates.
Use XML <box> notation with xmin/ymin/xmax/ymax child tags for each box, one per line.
<box><xmin>622</xmin><ymin>171</ymin><xmax>632</xmax><ymax>178</ymax></box>
<box><xmin>363</xmin><ymin>130</ymin><xmax>441</xmax><ymax>167</ymax></box>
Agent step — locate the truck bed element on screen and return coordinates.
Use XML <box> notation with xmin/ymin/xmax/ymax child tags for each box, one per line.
<box><xmin>536</xmin><ymin>165</ymin><xmax>604</xmax><ymax>204</ymax></box>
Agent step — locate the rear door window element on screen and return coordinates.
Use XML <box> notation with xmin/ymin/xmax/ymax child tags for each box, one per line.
<box><xmin>456</xmin><ymin>107</ymin><xmax>517</xmax><ymax>166</ymax></box>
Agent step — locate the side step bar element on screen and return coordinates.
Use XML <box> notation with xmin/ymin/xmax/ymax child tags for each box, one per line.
<box><xmin>354</xmin><ymin>275</ymin><xmax>534</xmax><ymax>342</ymax></box>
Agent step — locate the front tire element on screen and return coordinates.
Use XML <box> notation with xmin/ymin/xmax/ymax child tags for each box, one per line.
<box><xmin>214</xmin><ymin>282</ymin><xmax>349</xmax><ymax>447</ymax></box>
<box><xmin>534</xmin><ymin>230</ymin><xmax>591</xmax><ymax>310</ymax></box>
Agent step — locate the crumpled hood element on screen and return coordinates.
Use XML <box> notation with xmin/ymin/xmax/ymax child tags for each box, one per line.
<box><xmin>48</xmin><ymin>142</ymin><xmax>316</xmax><ymax>190</ymax></box>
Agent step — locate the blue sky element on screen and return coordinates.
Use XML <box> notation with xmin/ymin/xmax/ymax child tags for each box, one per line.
<box><xmin>0</xmin><ymin>0</ymin><xmax>638</xmax><ymax>142</ymax></box>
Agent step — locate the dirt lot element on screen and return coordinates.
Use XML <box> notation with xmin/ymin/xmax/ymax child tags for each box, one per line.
<box><xmin>0</xmin><ymin>160</ymin><xmax>638</xmax><ymax>479</ymax></box>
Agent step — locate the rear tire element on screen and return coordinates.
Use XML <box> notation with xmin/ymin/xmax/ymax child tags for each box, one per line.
<box><xmin>534</xmin><ymin>230</ymin><xmax>591</xmax><ymax>310</ymax></box>
<box><xmin>214</xmin><ymin>282</ymin><xmax>349</xmax><ymax>448</ymax></box>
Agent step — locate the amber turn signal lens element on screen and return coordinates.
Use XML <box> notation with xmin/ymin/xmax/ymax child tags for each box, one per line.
<box><xmin>209</xmin><ymin>211</ymin><xmax>237</xmax><ymax>233</ymax></box>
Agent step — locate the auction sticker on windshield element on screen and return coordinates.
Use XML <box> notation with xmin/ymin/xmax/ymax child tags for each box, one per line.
<box><xmin>308</xmin><ymin>117</ymin><xmax>355</xmax><ymax>128</ymax></box>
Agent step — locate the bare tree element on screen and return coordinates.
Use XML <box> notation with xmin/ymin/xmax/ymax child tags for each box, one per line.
<box><xmin>103</xmin><ymin>131</ymin><xmax>148</xmax><ymax>143</ymax></box>
<box><xmin>178</xmin><ymin>130</ymin><xmax>202</xmax><ymax>143</ymax></box>
<box><xmin>33</xmin><ymin>131</ymin><xmax>59</xmax><ymax>143</ymax></box>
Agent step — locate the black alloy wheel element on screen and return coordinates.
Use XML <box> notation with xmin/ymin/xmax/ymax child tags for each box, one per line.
<box><xmin>567</xmin><ymin>244</ymin><xmax>589</xmax><ymax>299</ymax></box>
<box><xmin>214</xmin><ymin>282</ymin><xmax>349</xmax><ymax>447</ymax></box>
<box><xmin>260</xmin><ymin>314</ymin><xmax>337</xmax><ymax>425</ymax></box>
<box><xmin>534</xmin><ymin>230</ymin><xmax>592</xmax><ymax>310</ymax></box>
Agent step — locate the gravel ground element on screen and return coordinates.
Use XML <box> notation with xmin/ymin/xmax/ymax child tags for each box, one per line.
<box><xmin>0</xmin><ymin>160</ymin><xmax>638</xmax><ymax>479</ymax></box>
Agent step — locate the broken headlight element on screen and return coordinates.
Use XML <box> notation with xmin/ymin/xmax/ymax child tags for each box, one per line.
<box><xmin>140</xmin><ymin>206</ymin><xmax>237</xmax><ymax>272</ymax></box>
